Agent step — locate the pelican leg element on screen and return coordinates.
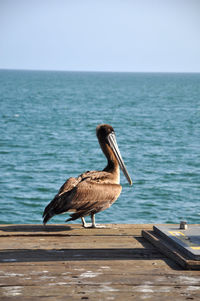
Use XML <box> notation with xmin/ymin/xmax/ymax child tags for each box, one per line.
<box><xmin>81</xmin><ymin>217</ymin><xmax>93</xmax><ymax>228</ymax></box>
<box><xmin>91</xmin><ymin>214</ymin><xmax>106</xmax><ymax>228</ymax></box>
<box><xmin>81</xmin><ymin>217</ymin><xmax>87</xmax><ymax>228</ymax></box>
<box><xmin>81</xmin><ymin>215</ymin><xmax>106</xmax><ymax>228</ymax></box>
<box><xmin>91</xmin><ymin>213</ymin><xmax>96</xmax><ymax>228</ymax></box>
<box><xmin>81</xmin><ymin>216</ymin><xmax>94</xmax><ymax>228</ymax></box>
<box><xmin>82</xmin><ymin>214</ymin><xmax>99</xmax><ymax>228</ymax></box>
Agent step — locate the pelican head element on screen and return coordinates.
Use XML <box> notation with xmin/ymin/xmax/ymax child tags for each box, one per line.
<box><xmin>96</xmin><ymin>124</ymin><xmax>132</xmax><ymax>185</ymax></box>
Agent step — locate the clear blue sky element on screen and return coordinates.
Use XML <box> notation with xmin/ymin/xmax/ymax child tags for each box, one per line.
<box><xmin>1</xmin><ymin>0</ymin><xmax>200</xmax><ymax>72</ymax></box>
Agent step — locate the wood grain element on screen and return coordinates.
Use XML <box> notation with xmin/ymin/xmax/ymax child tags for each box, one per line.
<box><xmin>0</xmin><ymin>224</ymin><xmax>200</xmax><ymax>300</ymax></box>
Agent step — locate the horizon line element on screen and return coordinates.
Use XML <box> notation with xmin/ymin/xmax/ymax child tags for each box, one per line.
<box><xmin>0</xmin><ymin>67</ymin><xmax>200</xmax><ymax>74</ymax></box>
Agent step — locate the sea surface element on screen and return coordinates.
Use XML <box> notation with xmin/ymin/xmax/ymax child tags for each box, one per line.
<box><xmin>0</xmin><ymin>70</ymin><xmax>199</xmax><ymax>225</ymax></box>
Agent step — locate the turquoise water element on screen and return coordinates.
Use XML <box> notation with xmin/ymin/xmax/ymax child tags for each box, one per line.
<box><xmin>0</xmin><ymin>70</ymin><xmax>199</xmax><ymax>225</ymax></box>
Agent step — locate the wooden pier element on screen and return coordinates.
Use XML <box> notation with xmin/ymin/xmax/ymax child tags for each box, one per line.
<box><xmin>0</xmin><ymin>224</ymin><xmax>200</xmax><ymax>300</ymax></box>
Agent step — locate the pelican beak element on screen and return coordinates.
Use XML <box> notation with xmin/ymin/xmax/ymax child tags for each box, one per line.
<box><xmin>107</xmin><ymin>132</ymin><xmax>132</xmax><ymax>185</ymax></box>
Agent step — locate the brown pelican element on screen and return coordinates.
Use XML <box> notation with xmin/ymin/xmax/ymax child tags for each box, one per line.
<box><xmin>43</xmin><ymin>124</ymin><xmax>132</xmax><ymax>228</ymax></box>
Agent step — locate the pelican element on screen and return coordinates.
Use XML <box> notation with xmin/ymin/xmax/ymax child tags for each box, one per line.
<box><xmin>42</xmin><ymin>124</ymin><xmax>132</xmax><ymax>228</ymax></box>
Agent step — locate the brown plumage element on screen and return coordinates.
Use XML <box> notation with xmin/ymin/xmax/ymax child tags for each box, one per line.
<box><xmin>42</xmin><ymin>124</ymin><xmax>132</xmax><ymax>228</ymax></box>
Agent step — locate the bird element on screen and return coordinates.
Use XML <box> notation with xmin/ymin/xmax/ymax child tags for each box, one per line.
<box><xmin>42</xmin><ymin>124</ymin><xmax>132</xmax><ymax>228</ymax></box>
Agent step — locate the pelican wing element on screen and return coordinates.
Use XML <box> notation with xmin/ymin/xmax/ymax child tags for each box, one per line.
<box><xmin>79</xmin><ymin>170</ymin><xmax>115</xmax><ymax>183</ymax></box>
<box><xmin>57</xmin><ymin>177</ymin><xmax>80</xmax><ymax>195</ymax></box>
<box><xmin>43</xmin><ymin>175</ymin><xmax>121</xmax><ymax>224</ymax></box>
<box><xmin>42</xmin><ymin>177</ymin><xmax>79</xmax><ymax>223</ymax></box>
<box><xmin>57</xmin><ymin>170</ymin><xmax>113</xmax><ymax>196</ymax></box>
<box><xmin>65</xmin><ymin>180</ymin><xmax>122</xmax><ymax>221</ymax></box>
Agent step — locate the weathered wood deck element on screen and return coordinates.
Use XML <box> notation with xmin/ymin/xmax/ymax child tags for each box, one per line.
<box><xmin>0</xmin><ymin>224</ymin><xmax>200</xmax><ymax>300</ymax></box>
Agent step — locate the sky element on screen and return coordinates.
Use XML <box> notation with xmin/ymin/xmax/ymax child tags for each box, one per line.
<box><xmin>0</xmin><ymin>0</ymin><xmax>200</xmax><ymax>72</ymax></box>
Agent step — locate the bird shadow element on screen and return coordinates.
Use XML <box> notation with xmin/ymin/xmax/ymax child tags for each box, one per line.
<box><xmin>0</xmin><ymin>224</ymin><xmax>72</xmax><ymax>232</ymax></box>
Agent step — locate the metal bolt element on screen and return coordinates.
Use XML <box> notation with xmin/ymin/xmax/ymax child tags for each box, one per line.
<box><xmin>180</xmin><ymin>221</ymin><xmax>188</xmax><ymax>230</ymax></box>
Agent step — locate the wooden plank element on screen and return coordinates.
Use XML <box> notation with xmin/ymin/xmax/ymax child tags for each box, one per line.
<box><xmin>0</xmin><ymin>224</ymin><xmax>200</xmax><ymax>300</ymax></box>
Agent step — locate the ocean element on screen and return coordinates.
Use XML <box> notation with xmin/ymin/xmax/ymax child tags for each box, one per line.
<box><xmin>0</xmin><ymin>70</ymin><xmax>199</xmax><ymax>225</ymax></box>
